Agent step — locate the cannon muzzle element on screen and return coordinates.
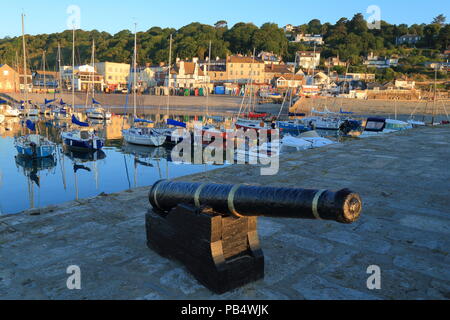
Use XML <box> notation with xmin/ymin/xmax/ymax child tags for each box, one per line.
<box><xmin>149</xmin><ymin>180</ymin><xmax>362</xmax><ymax>224</ymax></box>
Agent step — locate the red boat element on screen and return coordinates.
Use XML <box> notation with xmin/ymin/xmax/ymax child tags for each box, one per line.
<box><xmin>246</xmin><ymin>112</ymin><xmax>270</xmax><ymax>119</ymax></box>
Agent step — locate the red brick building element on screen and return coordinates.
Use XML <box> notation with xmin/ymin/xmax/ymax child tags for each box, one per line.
<box><xmin>0</xmin><ymin>64</ymin><xmax>19</xmax><ymax>93</ymax></box>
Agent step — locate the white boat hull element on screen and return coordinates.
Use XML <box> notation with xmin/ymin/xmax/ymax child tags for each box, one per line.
<box><xmin>0</xmin><ymin>105</ymin><xmax>21</xmax><ymax>117</ymax></box>
<box><xmin>122</xmin><ymin>129</ymin><xmax>166</xmax><ymax>147</ymax></box>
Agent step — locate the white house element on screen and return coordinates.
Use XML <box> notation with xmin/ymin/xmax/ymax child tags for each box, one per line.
<box><xmin>297</xmin><ymin>51</ymin><xmax>321</xmax><ymax>70</ymax></box>
<box><xmin>364</xmin><ymin>52</ymin><xmax>399</xmax><ymax>69</ymax></box>
<box><xmin>396</xmin><ymin>34</ymin><xmax>421</xmax><ymax>46</ymax></box>
<box><xmin>169</xmin><ymin>60</ymin><xmax>210</xmax><ymax>89</ymax></box>
<box><xmin>291</xmin><ymin>34</ymin><xmax>324</xmax><ymax>45</ymax></box>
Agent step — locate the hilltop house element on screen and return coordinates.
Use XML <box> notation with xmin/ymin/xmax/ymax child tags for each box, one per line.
<box><xmin>324</xmin><ymin>56</ymin><xmax>347</xmax><ymax>68</ymax></box>
<box><xmin>291</xmin><ymin>34</ymin><xmax>324</xmax><ymax>45</ymax></box>
<box><xmin>364</xmin><ymin>52</ymin><xmax>399</xmax><ymax>69</ymax></box>
<box><xmin>297</xmin><ymin>51</ymin><xmax>321</xmax><ymax>70</ymax></box>
<box><xmin>258</xmin><ymin>51</ymin><xmax>283</xmax><ymax>65</ymax></box>
<box><xmin>396</xmin><ymin>34</ymin><xmax>421</xmax><ymax>46</ymax></box>
<box><xmin>283</xmin><ymin>24</ymin><xmax>294</xmax><ymax>33</ymax></box>
<box><xmin>395</xmin><ymin>79</ymin><xmax>415</xmax><ymax>89</ymax></box>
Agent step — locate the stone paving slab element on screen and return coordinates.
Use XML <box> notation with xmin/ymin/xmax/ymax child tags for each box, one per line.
<box><xmin>0</xmin><ymin>126</ymin><xmax>449</xmax><ymax>300</ymax></box>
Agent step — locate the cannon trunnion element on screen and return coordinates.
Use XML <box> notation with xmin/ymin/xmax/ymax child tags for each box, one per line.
<box><xmin>145</xmin><ymin>180</ymin><xmax>363</xmax><ymax>294</ymax></box>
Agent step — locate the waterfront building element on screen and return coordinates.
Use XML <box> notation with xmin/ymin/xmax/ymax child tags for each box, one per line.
<box><xmin>168</xmin><ymin>59</ymin><xmax>210</xmax><ymax>89</ymax></box>
<box><xmin>94</xmin><ymin>62</ymin><xmax>130</xmax><ymax>92</ymax></box>
<box><xmin>60</xmin><ymin>65</ymin><xmax>104</xmax><ymax>92</ymax></box>
<box><xmin>226</xmin><ymin>55</ymin><xmax>265</xmax><ymax>84</ymax></box>
<box><xmin>32</xmin><ymin>70</ymin><xmax>59</xmax><ymax>89</ymax></box>
<box><xmin>198</xmin><ymin>58</ymin><xmax>227</xmax><ymax>83</ymax></box>
<box><xmin>0</xmin><ymin>64</ymin><xmax>20</xmax><ymax>93</ymax></box>
<box><xmin>129</xmin><ymin>66</ymin><xmax>159</xmax><ymax>91</ymax></box>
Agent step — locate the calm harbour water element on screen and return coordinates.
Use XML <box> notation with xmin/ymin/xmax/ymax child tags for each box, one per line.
<box><xmin>0</xmin><ymin>113</ymin><xmax>226</xmax><ymax>215</ymax></box>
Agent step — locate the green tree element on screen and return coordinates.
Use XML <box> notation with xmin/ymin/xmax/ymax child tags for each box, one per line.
<box><xmin>224</xmin><ymin>22</ymin><xmax>258</xmax><ymax>54</ymax></box>
<box><xmin>432</xmin><ymin>14</ymin><xmax>446</xmax><ymax>25</ymax></box>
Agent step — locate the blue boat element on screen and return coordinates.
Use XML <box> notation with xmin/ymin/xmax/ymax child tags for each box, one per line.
<box><xmin>14</xmin><ymin>120</ymin><xmax>56</xmax><ymax>158</ymax></box>
<box><xmin>277</xmin><ymin>120</ymin><xmax>311</xmax><ymax>134</ymax></box>
<box><xmin>61</xmin><ymin>115</ymin><xmax>105</xmax><ymax>151</ymax></box>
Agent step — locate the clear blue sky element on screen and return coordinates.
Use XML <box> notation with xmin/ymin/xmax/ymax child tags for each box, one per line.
<box><xmin>1</xmin><ymin>0</ymin><xmax>449</xmax><ymax>38</ymax></box>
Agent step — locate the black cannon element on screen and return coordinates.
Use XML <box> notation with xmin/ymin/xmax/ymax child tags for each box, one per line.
<box><xmin>145</xmin><ymin>180</ymin><xmax>363</xmax><ymax>294</ymax></box>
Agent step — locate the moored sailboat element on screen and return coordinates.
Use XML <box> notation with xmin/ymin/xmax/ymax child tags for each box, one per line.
<box><xmin>0</xmin><ymin>100</ymin><xmax>21</xmax><ymax>117</ymax></box>
<box><xmin>15</xmin><ymin>120</ymin><xmax>56</xmax><ymax>158</ymax></box>
<box><xmin>61</xmin><ymin>115</ymin><xmax>105</xmax><ymax>151</ymax></box>
<box><xmin>122</xmin><ymin>25</ymin><xmax>167</xmax><ymax>147</ymax></box>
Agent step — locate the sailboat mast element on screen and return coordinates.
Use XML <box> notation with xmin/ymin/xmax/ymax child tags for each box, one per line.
<box><xmin>92</xmin><ymin>39</ymin><xmax>95</xmax><ymax>99</ymax></box>
<box><xmin>167</xmin><ymin>34</ymin><xmax>173</xmax><ymax>117</ymax></box>
<box><xmin>432</xmin><ymin>64</ymin><xmax>437</xmax><ymax>124</ymax></box>
<box><xmin>249</xmin><ymin>47</ymin><xmax>256</xmax><ymax>112</ymax></box>
<box><xmin>15</xmin><ymin>51</ymin><xmax>19</xmax><ymax>93</ymax></box>
<box><xmin>43</xmin><ymin>51</ymin><xmax>46</xmax><ymax>92</ymax></box>
<box><xmin>206</xmin><ymin>40</ymin><xmax>211</xmax><ymax>118</ymax></box>
<box><xmin>133</xmin><ymin>24</ymin><xmax>138</xmax><ymax>118</ymax></box>
<box><xmin>21</xmin><ymin>14</ymin><xmax>28</xmax><ymax>104</ymax></box>
<box><xmin>72</xmin><ymin>27</ymin><xmax>75</xmax><ymax>108</ymax></box>
<box><xmin>312</xmin><ymin>42</ymin><xmax>316</xmax><ymax>85</ymax></box>
<box><xmin>57</xmin><ymin>43</ymin><xmax>62</xmax><ymax>93</ymax></box>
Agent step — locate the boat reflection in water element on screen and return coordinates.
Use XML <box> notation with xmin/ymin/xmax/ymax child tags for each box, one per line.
<box><xmin>15</xmin><ymin>155</ymin><xmax>57</xmax><ymax>209</ymax></box>
<box><xmin>120</xmin><ymin>143</ymin><xmax>169</xmax><ymax>188</ymax></box>
<box><xmin>62</xmin><ymin>148</ymin><xmax>107</xmax><ymax>200</ymax></box>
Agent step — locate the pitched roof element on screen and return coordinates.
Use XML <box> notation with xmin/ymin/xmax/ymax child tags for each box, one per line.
<box><xmin>227</xmin><ymin>55</ymin><xmax>264</xmax><ymax>64</ymax></box>
<box><xmin>277</xmin><ymin>74</ymin><xmax>304</xmax><ymax>81</ymax></box>
<box><xmin>265</xmin><ymin>63</ymin><xmax>292</xmax><ymax>74</ymax></box>
<box><xmin>34</xmin><ymin>70</ymin><xmax>59</xmax><ymax>77</ymax></box>
<box><xmin>172</xmin><ymin>62</ymin><xmax>205</xmax><ymax>76</ymax></box>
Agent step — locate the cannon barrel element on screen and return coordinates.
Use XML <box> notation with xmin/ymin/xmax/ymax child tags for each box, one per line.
<box><xmin>149</xmin><ymin>180</ymin><xmax>362</xmax><ymax>224</ymax></box>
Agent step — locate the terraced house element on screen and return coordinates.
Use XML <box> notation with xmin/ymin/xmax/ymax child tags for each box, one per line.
<box><xmin>226</xmin><ymin>55</ymin><xmax>265</xmax><ymax>84</ymax></box>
